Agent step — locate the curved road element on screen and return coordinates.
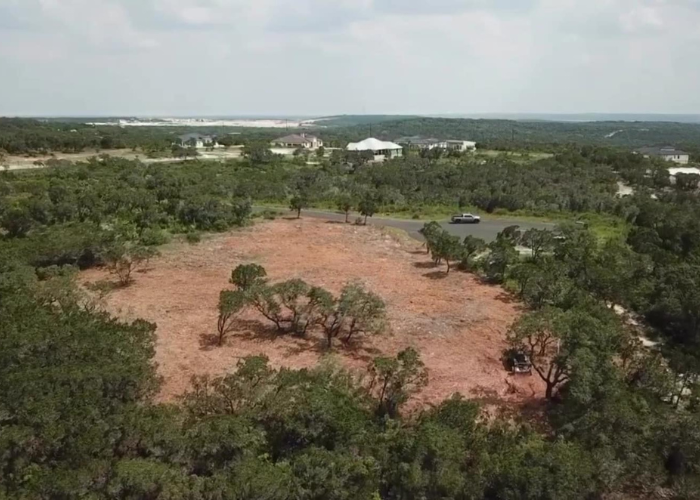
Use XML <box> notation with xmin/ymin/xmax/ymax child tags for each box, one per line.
<box><xmin>259</xmin><ymin>208</ymin><xmax>554</xmax><ymax>242</ymax></box>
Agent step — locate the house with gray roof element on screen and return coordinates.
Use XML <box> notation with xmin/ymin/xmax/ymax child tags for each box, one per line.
<box><xmin>396</xmin><ymin>136</ymin><xmax>446</xmax><ymax>150</ymax></box>
<box><xmin>271</xmin><ymin>133</ymin><xmax>323</xmax><ymax>150</ymax></box>
<box><xmin>396</xmin><ymin>136</ymin><xmax>476</xmax><ymax>152</ymax></box>
<box><xmin>636</xmin><ymin>146</ymin><xmax>690</xmax><ymax>165</ymax></box>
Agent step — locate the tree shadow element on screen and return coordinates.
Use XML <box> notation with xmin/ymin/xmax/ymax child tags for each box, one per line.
<box><xmin>340</xmin><ymin>340</ymin><xmax>383</xmax><ymax>363</ymax></box>
<box><xmin>423</xmin><ymin>270</ymin><xmax>449</xmax><ymax>280</ymax></box>
<box><xmin>282</xmin><ymin>334</ymin><xmax>383</xmax><ymax>364</ymax></box>
<box><xmin>199</xmin><ymin>319</ymin><xmax>280</xmax><ymax>351</ymax></box>
<box><xmin>495</xmin><ymin>291</ymin><xmax>516</xmax><ymax>303</ymax></box>
<box><xmin>232</xmin><ymin>319</ymin><xmax>282</xmax><ymax>342</ymax></box>
<box><xmin>413</xmin><ymin>261</ymin><xmax>438</xmax><ymax>269</ymax></box>
<box><xmin>325</xmin><ymin>220</ymin><xmax>348</xmax><ymax>225</ymax></box>
<box><xmin>199</xmin><ymin>333</ymin><xmax>222</xmax><ymax>351</ymax></box>
<box><xmin>409</xmin><ymin>249</ymin><xmax>429</xmax><ymax>255</ymax></box>
<box><xmin>468</xmin><ymin>385</ymin><xmax>502</xmax><ymax>404</ymax></box>
<box><xmin>283</xmin><ymin>336</ymin><xmax>328</xmax><ymax>357</ymax></box>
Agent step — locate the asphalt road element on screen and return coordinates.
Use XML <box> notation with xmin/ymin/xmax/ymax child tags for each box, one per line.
<box><xmin>258</xmin><ymin>208</ymin><xmax>554</xmax><ymax>243</ymax></box>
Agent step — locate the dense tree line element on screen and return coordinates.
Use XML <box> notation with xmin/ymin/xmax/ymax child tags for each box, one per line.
<box><xmin>5</xmin><ymin>116</ymin><xmax>700</xmax><ymax>158</ymax></box>
<box><xmin>325</xmin><ymin>117</ymin><xmax>700</xmax><ymax>153</ymax></box>
<box><xmin>0</xmin><ymin>157</ymin><xmax>252</xmax><ymax>269</ymax></box>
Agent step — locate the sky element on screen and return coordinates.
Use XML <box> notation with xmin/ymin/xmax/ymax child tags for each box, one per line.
<box><xmin>1</xmin><ymin>0</ymin><xmax>700</xmax><ymax>116</ymax></box>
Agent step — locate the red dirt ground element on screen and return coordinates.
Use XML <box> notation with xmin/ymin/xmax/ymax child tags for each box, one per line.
<box><xmin>81</xmin><ymin>218</ymin><xmax>543</xmax><ymax>407</ymax></box>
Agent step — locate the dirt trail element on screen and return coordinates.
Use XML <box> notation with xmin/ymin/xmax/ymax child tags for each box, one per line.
<box><xmin>81</xmin><ymin>218</ymin><xmax>542</xmax><ymax>406</ymax></box>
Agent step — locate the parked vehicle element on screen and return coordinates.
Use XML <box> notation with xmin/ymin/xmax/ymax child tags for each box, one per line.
<box><xmin>507</xmin><ymin>349</ymin><xmax>533</xmax><ymax>374</ymax></box>
<box><xmin>450</xmin><ymin>213</ymin><xmax>481</xmax><ymax>224</ymax></box>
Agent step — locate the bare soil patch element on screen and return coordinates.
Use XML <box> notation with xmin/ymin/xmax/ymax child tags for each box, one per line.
<box><xmin>81</xmin><ymin>218</ymin><xmax>542</xmax><ymax>406</ymax></box>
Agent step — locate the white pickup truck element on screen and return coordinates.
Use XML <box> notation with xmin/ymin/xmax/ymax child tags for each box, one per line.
<box><xmin>450</xmin><ymin>213</ymin><xmax>481</xmax><ymax>224</ymax></box>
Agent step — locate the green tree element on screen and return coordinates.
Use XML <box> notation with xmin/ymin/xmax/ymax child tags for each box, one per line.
<box><xmin>675</xmin><ymin>172</ymin><xmax>700</xmax><ymax>191</ymax></box>
<box><xmin>508</xmin><ymin>305</ymin><xmax>623</xmax><ymax>400</ymax></box>
<box><xmin>589</xmin><ymin>239</ymin><xmax>651</xmax><ymax>310</ymax></box>
<box><xmin>231</xmin><ymin>263</ymin><xmax>268</xmax><ymax>292</ymax></box>
<box><xmin>336</xmin><ymin>193</ymin><xmax>354</xmax><ymax>223</ymax></box>
<box><xmin>337</xmin><ymin>283</ymin><xmax>387</xmax><ymax>344</ymax></box>
<box><xmin>358</xmin><ymin>197</ymin><xmax>377</xmax><ymax>225</ymax></box>
<box><xmin>243</xmin><ymin>143</ymin><xmax>275</xmax><ymax>163</ymax></box>
<box><xmin>367</xmin><ymin>347</ymin><xmax>428</xmax><ymax>417</ymax></box>
<box><xmin>315</xmin><ymin>146</ymin><xmax>326</xmax><ymax>158</ymax></box>
<box><xmin>510</xmin><ymin>258</ymin><xmax>574</xmax><ymax>309</ymax></box>
<box><xmin>484</xmin><ymin>235</ymin><xmax>519</xmax><ymax>283</ymax></box>
<box><xmin>290</xmin><ymin>194</ymin><xmax>309</xmax><ymax>219</ymax></box>
<box><xmin>0</xmin><ymin>205</ymin><xmax>34</xmax><ymax>238</ymax></box>
<box><xmin>273</xmin><ymin>279</ymin><xmax>313</xmax><ymax>336</ymax></box>
<box><xmin>420</xmin><ymin>221</ymin><xmax>443</xmax><ymax>255</ymax></box>
<box><xmin>462</xmin><ymin>235</ymin><xmax>487</xmax><ymax>268</ymax></box>
<box><xmin>103</xmin><ymin>242</ymin><xmax>158</xmax><ymax>286</ymax></box>
<box><xmin>433</xmin><ymin>231</ymin><xmax>463</xmax><ymax>274</ymax></box>
<box><xmin>520</xmin><ymin>228</ymin><xmax>556</xmax><ymax>261</ymax></box>
<box><xmin>217</xmin><ymin>290</ymin><xmax>248</xmax><ymax>346</ymax></box>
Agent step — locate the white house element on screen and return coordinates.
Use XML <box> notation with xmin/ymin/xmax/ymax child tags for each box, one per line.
<box><xmin>636</xmin><ymin>146</ymin><xmax>690</xmax><ymax>165</ymax></box>
<box><xmin>176</xmin><ymin>133</ymin><xmax>218</xmax><ymax>149</ymax></box>
<box><xmin>346</xmin><ymin>138</ymin><xmax>403</xmax><ymax>162</ymax></box>
<box><xmin>445</xmin><ymin>140</ymin><xmax>477</xmax><ymax>152</ymax></box>
<box><xmin>271</xmin><ymin>133</ymin><xmax>323</xmax><ymax>150</ymax></box>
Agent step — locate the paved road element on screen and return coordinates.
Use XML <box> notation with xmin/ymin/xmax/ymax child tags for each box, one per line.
<box><xmin>258</xmin><ymin>208</ymin><xmax>554</xmax><ymax>243</ymax></box>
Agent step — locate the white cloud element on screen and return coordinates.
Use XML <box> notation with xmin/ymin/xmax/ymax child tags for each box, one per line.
<box><xmin>0</xmin><ymin>0</ymin><xmax>699</xmax><ymax>115</ymax></box>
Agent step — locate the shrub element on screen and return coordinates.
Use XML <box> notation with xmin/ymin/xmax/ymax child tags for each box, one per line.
<box><xmin>140</xmin><ymin>228</ymin><xmax>170</xmax><ymax>246</ymax></box>
<box><xmin>185</xmin><ymin>232</ymin><xmax>201</xmax><ymax>244</ymax></box>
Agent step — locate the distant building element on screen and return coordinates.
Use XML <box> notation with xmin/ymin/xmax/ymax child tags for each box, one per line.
<box><xmin>271</xmin><ymin>133</ymin><xmax>323</xmax><ymax>149</ymax></box>
<box><xmin>396</xmin><ymin>136</ymin><xmax>476</xmax><ymax>152</ymax></box>
<box><xmin>396</xmin><ymin>136</ymin><xmax>447</xmax><ymax>150</ymax></box>
<box><xmin>636</xmin><ymin>146</ymin><xmax>690</xmax><ymax>165</ymax></box>
<box><xmin>347</xmin><ymin>138</ymin><xmax>403</xmax><ymax>162</ymax></box>
<box><xmin>176</xmin><ymin>133</ymin><xmax>218</xmax><ymax>148</ymax></box>
<box><xmin>445</xmin><ymin>140</ymin><xmax>477</xmax><ymax>152</ymax></box>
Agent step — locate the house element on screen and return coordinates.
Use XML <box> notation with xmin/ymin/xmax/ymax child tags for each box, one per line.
<box><xmin>346</xmin><ymin>138</ymin><xmax>403</xmax><ymax>162</ymax></box>
<box><xmin>396</xmin><ymin>136</ymin><xmax>447</xmax><ymax>150</ymax></box>
<box><xmin>445</xmin><ymin>140</ymin><xmax>477</xmax><ymax>152</ymax></box>
<box><xmin>636</xmin><ymin>146</ymin><xmax>690</xmax><ymax>165</ymax></box>
<box><xmin>271</xmin><ymin>133</ymin><xmax>323</xmax><ymax>149</ymax></box>
<box><xmin>176</xmin><ymin>133</ymin><xmax>218</xmax><ymax>148</ymax></box>
<box><xmin>396</xmin><ymin>137</ymin><xmax>476</xmax><ymax>152</ymax></box>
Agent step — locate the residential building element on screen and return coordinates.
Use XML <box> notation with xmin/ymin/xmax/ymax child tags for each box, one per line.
<box><xmin>176</xmin><ymin>133</ymin><xmax>218</xmax><ymax>148</ymax></box>
<box><xmin>396</xmin><ymin>136</ymin><xmax>476</xmax><ymax>152</ymax></box>
<box><xmin>636</xmin><ymin>146</ymin><xmax>690</xmax><ymax>165</ymax></box>
<box><xmin>346</xmin><ymin>137</ymin><xmax>403</xmax><ymax>162</ymax></box>
<box><xmin>445</xmin><ymin>140</ymin><xmax>477</xmax><ymax>152</ymax></box>
<box><xmin>396</xmin><ymin>136</ymin><xmax>447</xmax><ymax>150</ymax></box>
<box><xmin>271</xmin><ymin>133</ymin><xmax>323</xmax><ymax>149</ymax></box>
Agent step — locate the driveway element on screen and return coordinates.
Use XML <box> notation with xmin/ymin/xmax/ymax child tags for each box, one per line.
<box><xmin>259</xmin><ymin>208</ymin><xmax>555</xmax><ymax>243</ymax></box>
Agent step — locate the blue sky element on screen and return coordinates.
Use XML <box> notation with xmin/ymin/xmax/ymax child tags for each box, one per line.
<box><xmin>1</xmin><ymin>0</ymin><xmax>699</xmax><ymax>116</ymax></box>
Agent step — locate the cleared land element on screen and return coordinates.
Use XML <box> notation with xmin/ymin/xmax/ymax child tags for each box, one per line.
<box><xmin>2</xmin><ymin>147</ymin><xmax>243</xmax><ymax>171</ymax></box>
<box><xmin>81</xmin><ymin>218</ymin><xmax>542</xmax><ymax>407</ymax></box>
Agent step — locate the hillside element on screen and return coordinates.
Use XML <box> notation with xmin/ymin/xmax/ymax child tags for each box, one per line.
<box><xmin>320</xmin><ymin>117</ymin><xmax>700</xmax><ymax>154</ymax></box>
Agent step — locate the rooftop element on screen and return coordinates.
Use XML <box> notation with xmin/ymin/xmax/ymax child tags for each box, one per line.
<box><xmin>637</xmin><ymin>146</ymin><xmax>690</xmax><ymax>156</ymax></box>
<box><xmin>347</xmin><ymin>137</ymin><xmax>403</xmax><ymax>152</ymax></box>
<box><xmin>178</xmin><ymin>133</ymin><xmax>215</xmax><ymax>142</ymax></box>
<box><xmin>396</xmin><ymin>136</ymin><xmax>443</xmax><ymax>146</ymax></box>
<box><xmin>272</xmin><ymin>133</ymin><xmax>320</xmax><ymax>144</ymax></box>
